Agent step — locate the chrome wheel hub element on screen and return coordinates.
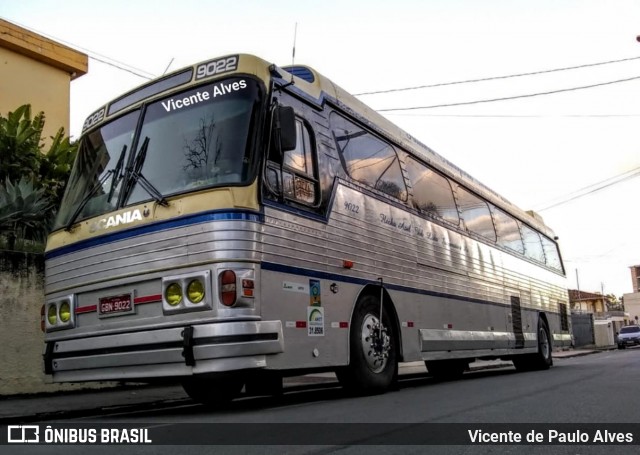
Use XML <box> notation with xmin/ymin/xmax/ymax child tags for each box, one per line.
<box><xmin>360</xmin><ymin>313</ymin><xmax>390</xmax><ymax>373</ymax></box>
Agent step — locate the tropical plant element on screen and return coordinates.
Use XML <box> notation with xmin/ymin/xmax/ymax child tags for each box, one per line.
<box><xmin>0</xmin><ymin>177</ymin><xmax>52</xmax><ymax>249</ymax></box>
<box><xmin>0</xmin><ymin>104</ymin><xmax>78</xmax><ymax>251</ymax></box>
<box><xmin>0</xmin><ymin>105</ymin><xmax>44</xmax><ymax>182</ymax></box>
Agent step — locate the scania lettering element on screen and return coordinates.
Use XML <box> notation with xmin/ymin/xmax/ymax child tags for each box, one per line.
<box><xmin>89</xmin><ymin>209</ymin><xmax>143</xmax><ymax>232</ymax></box>
<box><xmin>43</xmin><ymin>54</ymin><xmax>571</xmax><ymax>405</ymax></box>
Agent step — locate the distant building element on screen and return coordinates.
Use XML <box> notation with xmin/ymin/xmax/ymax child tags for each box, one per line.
<box><xmin>569</xmin><ymin>289</ymin><xmax>626</xmax><ymax>348</ymax></box>
<box><xmin>623</xmin><ymin>265</ymin><xmax>640</xmax><ymax>325</ymax></box>
<box><xmin>568</xmin><ymin>289</ymin><xmax>607</xmax><ymax>314</ymax></box>
<box><xmin>0</xmin><ymin>18</ymin><xmax>88</xmax><ymax>143</ymax></box>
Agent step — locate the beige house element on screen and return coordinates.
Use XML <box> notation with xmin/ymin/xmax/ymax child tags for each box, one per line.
<box><xmin>568</xmin><ymin>289</ymin><xmax>607</xmax><ymax>314</ymax></box>
<box><xmin>0</xmin><ymin>18</ymin><xmax>87</xmax><ymax>143</ymax></box>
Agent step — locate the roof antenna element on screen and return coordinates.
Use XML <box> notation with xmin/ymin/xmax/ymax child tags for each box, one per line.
<box><xmin>291</xmin><ymin>22</ymin><xmax>298</xmax><ymax>73</ymax></box>
<box><xmin>280</xmin><ymin>23</ymin><xmax>297</xmax><ymax>89</ymax></box>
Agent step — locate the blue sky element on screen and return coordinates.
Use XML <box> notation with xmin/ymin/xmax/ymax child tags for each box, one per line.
<box><xmin>3</xmin><ymin>0</ymin><xmax>640</xmax><ymax>296</ymax></box>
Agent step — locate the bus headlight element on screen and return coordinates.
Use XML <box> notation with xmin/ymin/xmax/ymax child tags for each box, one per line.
<box><xmin>162</xmin><ymin>271</ymin><xmax>212</xmax><ymax>314</ymax></box>
<box><xmin>165</xmin><ymin>283</ymin><xmax>183</xmax><ymax>306</ymax></box>
<box><xmin>47</xmin><ymin>304</ymin><xmax>58</xmax><ymax>326</ymax></box>
<box><xmin>44</xmin><ymin>295</ymin><xmax>76</xmax><ymax>332</ymax></box>
<box><xmin>59</xmin><ymin>301</ymin><xmax>71</xmax><ymax>323</ymax></box>
<box><xmin>187</xmin><ymin>279</ymin><xmax>205</xmax><ymax>303</ymax></box>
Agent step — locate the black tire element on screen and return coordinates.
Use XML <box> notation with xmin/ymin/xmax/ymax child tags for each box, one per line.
<box><xmin>425</xmin><ymin>359</ymin><xmax>468</xmax><ymax>381</ymax></box>
<box><xmin>618</xmin><ymin>344</ymin><xmax>626</xmax><ymax>350</ymax></box>
<box><xmin>182</xmin><ymin>374</ymin><xmax>245</xmax><ymax>406</ymax></box>
<box><xmin>336</xmin><ymin>294</ymin><xmax>398</xmax><ymax>394</ymax></box>
<box><xmin>513</xmin><ymin>318</ymin><xmax>553</xmax><ymax>371</ymax></box>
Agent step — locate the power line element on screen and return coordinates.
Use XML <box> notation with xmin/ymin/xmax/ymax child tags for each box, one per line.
<box><xmin>535</xmin><ymin>165</ymin><xmax>640</xmax><ymax>212</ymax></box>
<box><xmin>1</xmin><ymin>16</ymin><xmax>156</xmax><ymax>80</ymax></box>
<box><xmin>384</xmin><ymin>113</ymin><xmax>640</xmax><ymax>118</ymax></box>
<box><xmin>88</xmin><ymin>56</ymin><xmax>154</xmax><ymax>80</ymax></box>
<box><xmin>356</xmin><ymin>56</ymin><xmax>640</xmax><ymax>96</ymax></box>
<box><xmin>377</xmin><ymin>75</ymin><xmax>640</xmax><ymax>111</ymax></box>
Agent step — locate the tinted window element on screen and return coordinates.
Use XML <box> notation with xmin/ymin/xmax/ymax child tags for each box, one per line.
<box><xmin>331</xmin><ymin>114</ymin><xmax>406</xmax><ymax>201</ymax></box>
<box><xmin>456</xmin><ymin>186</ymin><xmax>496</xmax><ymax>241</ymax></box>
<box><xmin>54</xmin><ymin>110</ymin><xmax>140</xmax><ymax>229</ymax></box>
<box><xmin>492</xmin><ymin>207</ymin><xmax>524</xmax><ymax>254</ymax></box>
<box><xmin>620</xmin><ymin>326</ymin><xmax>640</xmax><ymax>334</ymax></box>
<box><xmin>284</xmin><ymin>119</ymin><xmax>314</xmax><ymax>175</ymax></box>
<box><xmin>521</xmin><ymin>224</ymin><xmax>545</xmax><ymax>263</ymax></box>
<box><xmin>406</xmin><ymin>158</ymin><xmax>459</xmax><ymax>224</ymax></box>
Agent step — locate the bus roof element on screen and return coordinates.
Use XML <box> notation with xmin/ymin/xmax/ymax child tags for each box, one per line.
<box><xmin>87</xmin><ymin>53</ymin><xmax>557</xmax><ymax>239</ymax></box>
<box><xmin>276</xmin><ymin>61</ymin><xmax>557</xmax><ymax>240</ymax></box>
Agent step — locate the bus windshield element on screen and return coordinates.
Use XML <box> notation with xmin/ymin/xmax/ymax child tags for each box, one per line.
<box><xmin>54</xmin><ymin>76</ymin><xmax>261</xmax><ymax>230</ymax></box>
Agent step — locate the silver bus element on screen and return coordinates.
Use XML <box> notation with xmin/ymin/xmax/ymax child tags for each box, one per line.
<box><xmin>43</xmin><ymin>54</ymin><xmax>571</xmax><ymax>404</ymax></box>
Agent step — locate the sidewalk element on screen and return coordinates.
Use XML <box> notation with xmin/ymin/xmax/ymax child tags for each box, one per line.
<box><xmin>0</xmin><ymin>349</ymin><xmax>599</xmax><ymax>423</ymax></box>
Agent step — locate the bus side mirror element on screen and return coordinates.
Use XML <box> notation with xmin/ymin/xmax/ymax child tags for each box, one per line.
<box><xmin>275</xmin><ymin>106</ymin><xmax>297</xmax><ymax>152</ymax></box>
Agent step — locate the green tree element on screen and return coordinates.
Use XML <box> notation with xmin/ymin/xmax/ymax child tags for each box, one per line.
<box><xmin>0</xmin><ymin>104</ymin><xmax>78</xmax><ymax>251</ymax></box>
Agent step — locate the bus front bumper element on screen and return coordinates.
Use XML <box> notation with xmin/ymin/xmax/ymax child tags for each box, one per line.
<box><xmin>44</xmin><ymin>320</ymin><xmax>283</xmax><ymax>382</ymax></box>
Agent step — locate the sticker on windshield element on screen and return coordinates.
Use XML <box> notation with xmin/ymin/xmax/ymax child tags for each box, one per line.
<box><xmin>161</xmin><ymin>80</ymin><xmax>248</xmax><ymax>113</ymax></box>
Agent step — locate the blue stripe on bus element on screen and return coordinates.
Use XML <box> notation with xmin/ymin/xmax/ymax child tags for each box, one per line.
<box><xmin>260</xmin><ymin>261</ymin><xmax>551</xmax><ymax>313</ymax></box>
<box><xmin>45</xmin><ymin>210</ymin><xmax>263</xmax><ymax>260</ymax></box>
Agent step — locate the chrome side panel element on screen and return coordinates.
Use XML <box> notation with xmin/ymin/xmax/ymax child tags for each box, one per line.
<box><xmin>43</xmin><ymin>216</ymin><xmax>279</xmax><ymax>382</ymax></box>
<box><xmin>260</xmin><ymin>182</ymin><xmax>570</xmax><ymax>368</ymax></box>
<box><xmin>48</xmin><ymin>321</ymin><xmax>283</xmax><ymax>382</ymax></box>
<box><xmin>46</xmin><ymin>219</ymin><xmax>260</xmax><ymax>295</ymax></box>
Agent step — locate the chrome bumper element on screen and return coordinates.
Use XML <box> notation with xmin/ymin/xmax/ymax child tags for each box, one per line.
<box><xmin>45</xmin><ymin>321</ymin><xmax>283</xmax><ymax>382</ymax></box>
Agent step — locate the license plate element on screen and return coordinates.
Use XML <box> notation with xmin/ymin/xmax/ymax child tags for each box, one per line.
<box><xmin>98</xmin><ymin>293</ymin><xmax>135</xmax><ymax>318</ymax></box>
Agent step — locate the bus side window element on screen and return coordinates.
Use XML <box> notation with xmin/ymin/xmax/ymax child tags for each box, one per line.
<box><xmin>405</xmin><ymin>158</ymin><xmax>459</xmax><ymax>225</ymax></box>
<box><xmin>456</xmin><ymin>186</ymin><xmax>496</xmax><ymax>241</ymax></box>
<box><xmin>492</xmin><ymin>207</ymin><xmax>525</xmax><ymax>254</ymax></box>
<box><xmin>541</xmin><ymin>235</ymin><xmax>563</xmax><ymax>272</ymax></box>
<box><xmin>521</xmin><ymin>224</ymin><xmax>546</xmax><ymax>264</ymax></box>
<box><xmin>330</xmin><ymin>113</ymin><xmax>407</xmax><ymax>201</ymax></box>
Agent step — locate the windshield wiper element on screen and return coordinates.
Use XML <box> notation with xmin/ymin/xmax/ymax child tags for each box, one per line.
<box><xmin>123</xmin><ymin>136</ymin><xmax>169</xmax><ymax>207</ymax></box>
<box><xmin>64</xmin><ymin>145</ymin><xmax>129</xmax><ymax>231</ymax></box>
<box><xmin>106</xmin><ymin>144</ymin><xmax>127</xmax><ymax>204</ymax></box>
<box><xmin>64</xmin><ymin>171</ymin><xmax>112</xmax><ymax>231</ymax></box>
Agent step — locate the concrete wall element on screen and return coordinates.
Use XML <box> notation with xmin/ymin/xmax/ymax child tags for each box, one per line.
<box><xmin>594</xmin><ymin>321</ymin><xmax>615</xmax><ymax>348</ymax></box>
<box><xmin>0</xmin><ymin>251</ymin><xmax>114</xmax><ymax>395</ymax></box>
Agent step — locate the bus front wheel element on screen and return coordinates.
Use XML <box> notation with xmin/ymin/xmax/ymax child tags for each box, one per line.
<box><xmin>336</xmin><ymin>295</ymin><xmax>398</xmax><ymax>394</ymax></box>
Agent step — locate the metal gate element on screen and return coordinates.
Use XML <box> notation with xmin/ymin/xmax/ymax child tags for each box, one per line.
<box><xmin>571</xmin><ymin>313</ymin><xmax>595</xmax><ymax>347</ymax></box>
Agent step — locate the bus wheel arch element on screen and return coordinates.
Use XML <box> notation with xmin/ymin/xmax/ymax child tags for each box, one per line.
<box><xmin>337</xmin><ymin>285</ymin><xmax>401</xmax><ymax>394</ymax></box>
<box><xmin>513</xmin><ymin>313</ymin><xmax>553</xmax><ymax>372</ymax></box>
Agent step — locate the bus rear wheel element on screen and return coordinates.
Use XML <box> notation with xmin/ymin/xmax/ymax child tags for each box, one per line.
<box><xmin>336</xmin><ymin>295</ymin><xmax>397</xmax><ymax>394</ymax></box>
<box><xmin>182</xmin><ymin>374</ymin><xmax>245</xmax><ymax>406</ymax></box>
<box><xmin>513</xmin><ymin>318</ymin><xmax>553</xmax><ymax>372</ymax></box>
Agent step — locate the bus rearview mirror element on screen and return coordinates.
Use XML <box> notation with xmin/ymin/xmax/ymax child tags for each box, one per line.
<box><xmin>275</xmin><ymin>106</ymin><xmax>297</xmax><ymax>152</ymax></box>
